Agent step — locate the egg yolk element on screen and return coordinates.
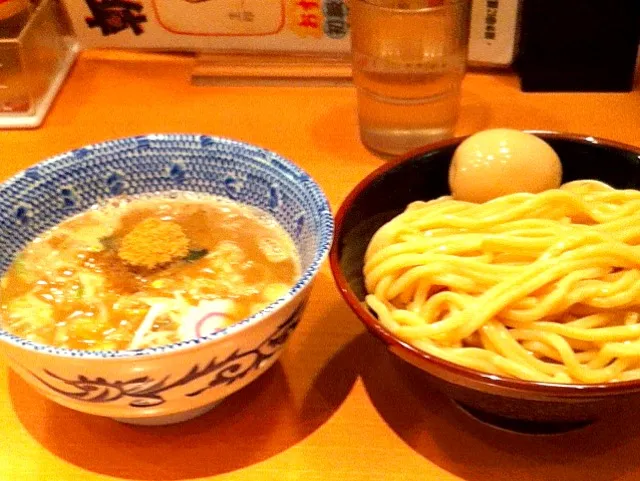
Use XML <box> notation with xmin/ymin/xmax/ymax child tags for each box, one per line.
<box><xmin>449</xmin><ymin>129</ymin><xmax>563</xmax><ymax>203</ymax></box>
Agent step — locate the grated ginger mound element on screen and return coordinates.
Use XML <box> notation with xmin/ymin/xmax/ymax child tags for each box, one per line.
<box><xmin>118</xmin><ymin>218</ymin><xmax>189</xmax><ymax>269</ymax></box>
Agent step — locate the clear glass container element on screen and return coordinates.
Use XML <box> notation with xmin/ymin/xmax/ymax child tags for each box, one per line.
<box><xmin>0</xmin><ymin>0</ymin><xmax>78</xmax><ymax>128</ymax></box>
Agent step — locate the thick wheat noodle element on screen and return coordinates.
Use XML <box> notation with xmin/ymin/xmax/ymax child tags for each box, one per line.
<box><xmin>364</xmin><ymin>180</ymin><xmax>640</xmax><ymax>383</ymax></box>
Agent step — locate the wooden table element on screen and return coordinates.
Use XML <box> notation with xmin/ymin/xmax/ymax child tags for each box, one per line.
<box><xmin>2</xmin><ymin>50</ymin><xmax>640</xmax><ymax>481</ymax></box>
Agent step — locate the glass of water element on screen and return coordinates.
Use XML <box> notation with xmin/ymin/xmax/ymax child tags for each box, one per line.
<box><xmin>350</xmin><ymin>0</ymin><xmax>471</xmax><ymax>156</ymax></box>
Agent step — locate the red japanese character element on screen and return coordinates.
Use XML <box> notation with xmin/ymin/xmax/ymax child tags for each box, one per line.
<box><xmin>298</xmin><ymin>13</ymin><xmax>319</xmax><ymax>28</ymax></box>
<box><xmin>297</xmin><ymin>1</ymin><xmax>319</xmax><ymax>10</ymax></box>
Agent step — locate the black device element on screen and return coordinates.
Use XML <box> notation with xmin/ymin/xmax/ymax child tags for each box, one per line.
<box><xmin>516</xmin><ymin>0</ymin><xmax>640</xmax><ymax>92</ymax></box>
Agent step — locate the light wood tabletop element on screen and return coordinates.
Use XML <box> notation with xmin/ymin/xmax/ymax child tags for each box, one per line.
<box><xmin>1</xmin><ymin>50</ymin><xmax>640</xmax><ymax>481</ymax></box>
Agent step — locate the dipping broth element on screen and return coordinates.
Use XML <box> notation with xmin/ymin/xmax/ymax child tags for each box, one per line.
<box><xmin>0</xmin><ymin>192</ymin><xmax>300</xmax><ymax>351</ymax></box>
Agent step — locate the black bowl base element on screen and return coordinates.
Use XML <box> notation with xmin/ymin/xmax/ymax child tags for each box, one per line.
<box><xmin>452</xmin><ymin>401</ymin><xmax>594</xmax><ymax>435</ymax></box>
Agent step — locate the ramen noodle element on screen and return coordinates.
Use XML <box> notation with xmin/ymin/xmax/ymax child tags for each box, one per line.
<box><xmin>364</xmin><ymin>180</ymin><xmax>640</xmax><ymax>384</ymax></box>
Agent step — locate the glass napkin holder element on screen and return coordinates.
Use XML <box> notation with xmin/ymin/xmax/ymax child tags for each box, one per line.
<box><xmin>0</xmin><ymin>0</ymin><xmax>79</xmax><ymax>128</ymax></box>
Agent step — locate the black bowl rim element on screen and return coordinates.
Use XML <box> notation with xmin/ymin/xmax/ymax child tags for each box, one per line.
<box><xmin>330</xmin><ymin>130</ymin><xmax>640</xmax><ymax>397</ymax></box>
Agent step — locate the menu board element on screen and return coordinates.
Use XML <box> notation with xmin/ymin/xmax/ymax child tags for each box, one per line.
<box><xmin>61</xmin><ymin>0</ymin><xmax>350</xmax><ymax>54</ymax></box>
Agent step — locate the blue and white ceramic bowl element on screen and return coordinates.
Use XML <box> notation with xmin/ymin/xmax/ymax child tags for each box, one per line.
<box><xmin>0</xmin><ymin>134</ymin><xmax>333</xmax><ymax>425</ymax></box>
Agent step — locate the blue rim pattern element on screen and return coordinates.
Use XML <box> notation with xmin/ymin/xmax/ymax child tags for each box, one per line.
<box><xmin>0</xmin><ymin>134</ymin><xmax>333</xmax><ymax>359</ymax></box>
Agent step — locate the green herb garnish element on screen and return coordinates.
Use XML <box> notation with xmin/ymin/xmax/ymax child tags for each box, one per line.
<box><xmin>100</xmin><ymin>235</ymin><xmax>118</xmax><ymax>252</ymax></box>
<box><xmin>13</xmin><ymin>254</ymin><xmax>26</xmax><ymax>277</ymax></box>
<box><xmin>184</xmin><ymin>248</ymin><xmax>208</xmax><ymax>262</ymax></box>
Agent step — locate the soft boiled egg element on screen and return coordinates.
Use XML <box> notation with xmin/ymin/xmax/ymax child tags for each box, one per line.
<box><xmin>448</xmin><ymin>129</ymin><xmax>562</xmax><ymax>203</ymax></box>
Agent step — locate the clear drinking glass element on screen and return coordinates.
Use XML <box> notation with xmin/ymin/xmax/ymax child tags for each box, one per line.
<box><xmin>350</xmin><ymin>0</ymin><xmax>471</xmax><ymax>156</ymax></box>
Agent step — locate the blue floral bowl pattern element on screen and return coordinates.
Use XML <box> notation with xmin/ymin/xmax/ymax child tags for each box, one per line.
<box><xmin>0</xmin><ymin>134</ymin><xmax>333</xmax><ymax>425</ymax></box>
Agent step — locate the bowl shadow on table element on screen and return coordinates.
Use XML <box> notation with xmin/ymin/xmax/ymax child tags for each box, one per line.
<box><xmin>350</xmin><ymin>332</ymin><xmax>640</xmax><ymax>481</ymax></box>
<box><xmin>8</xmin><ymin>330</ymin><xmax>358</xmax><ymax>480</ymax></box>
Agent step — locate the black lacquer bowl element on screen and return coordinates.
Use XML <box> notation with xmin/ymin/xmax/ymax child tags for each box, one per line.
<box><xmin>330</xmin><ymin>132</ymin><xmax>640</xmax><ymax>434</ymax></box>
